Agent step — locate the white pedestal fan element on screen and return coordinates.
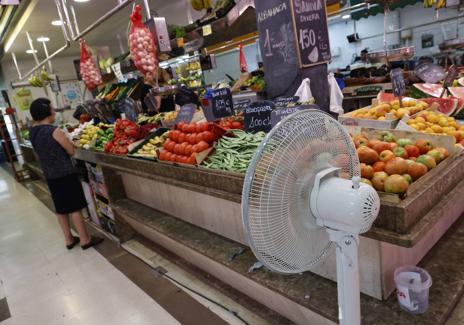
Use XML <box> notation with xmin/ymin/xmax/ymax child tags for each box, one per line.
<box><xmin>242</xmin><ymin>109</ymin><xmax>380</xmax><ymax>325</ymax></box>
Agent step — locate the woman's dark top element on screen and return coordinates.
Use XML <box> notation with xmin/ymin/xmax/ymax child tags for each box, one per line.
<box><xmin>140</xmin><ymin>83</ymin><xmax>175</xmax><ymax>114</ymax></box>
<box><xmin>30</xmin><ymin>124</ymin><xmax>75</xmax><ymax>180</ymax></box>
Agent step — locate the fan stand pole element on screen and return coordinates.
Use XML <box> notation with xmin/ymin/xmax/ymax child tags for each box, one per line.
<box><xmin>327</xmin><ymin>229</ymin><xmax>361</xmax><ymax>325</ymax></box>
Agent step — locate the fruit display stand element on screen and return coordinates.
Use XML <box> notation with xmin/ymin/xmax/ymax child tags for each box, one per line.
<box><xmin>20</xmin><ymin>140</ymin><xmax>464</xmax><ymax>324</ymax></box>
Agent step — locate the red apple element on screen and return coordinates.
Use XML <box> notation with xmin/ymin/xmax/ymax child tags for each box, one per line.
<box><xmin>416</xmin><ymin>139</ymin><xmax>434</xmax><ymax>154</ymax></box>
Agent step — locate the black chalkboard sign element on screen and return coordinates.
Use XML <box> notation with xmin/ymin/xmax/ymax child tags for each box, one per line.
<box><xmin>211</xmin><ymin>88</ymin><xmax>234</xmax><ymax>118</ymax></box>
<box><xmin>271</xmin><ymin>104</ymin><xmax>315</xmax><ymax>126</ymax></box>
<box><xmin>391</xmin><ymin>68</ymin><xmax>406</xmax><ymax>97</ymax></box>
<box><xmin>233</xmin><ymin>98</ymin><xmax>252</xmax><ymax>112</ymax></box>
<box><xmin>290</xmin><ymin>0</ymin><xmax>331</xmax><ymax>68</ymax></box>
<box><xmin>244</xmin><ymin>101</ymin><xmax>275</xmax><ymax>133</ymax></box>
<box><xmin>274</xmin><ymin>96</ymin><xmax>299</xmax><ymax>108</ymax></box>
<box><xmin>175</xmin><ymin>103</ymin><xmax>196</xmax><ymax>124</ymax></box>
<box><xmin>255</xmin><ymin>0</ymin><xmax>300</xmax><ymax>98</ymax></box>
<box><xmin>414</xmin><ymin>63</ymin><xmax>445</xmax><ymax>84</ymax></box>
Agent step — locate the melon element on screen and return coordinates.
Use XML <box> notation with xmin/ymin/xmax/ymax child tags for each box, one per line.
<box><xmin>411</xmin><ymin>83</ymin><xmax>444</xmax><ymax>98</ymax></box>
<box><xmin>449</xmin><ymin>87</ymin><xmax>464</xmax><ymax>118</ymax></box>
<box><xmin>448</xmin><ymin>87</ymin><xmax>464</xmax><ymax>99</ymax></box>
<box><xmin>377</xmin><ymin>92</ymin><xmax>396</xmax><ymax>103</ymax></box>
<box><xmin>458</xmin><ymin>77</ymin><xmax>464</xmax><ymax>87</ymax></box>
<box><xmin>421</xmin><ymin>97</ymin><xmax>459</xmax><ymax>116</ymax></box>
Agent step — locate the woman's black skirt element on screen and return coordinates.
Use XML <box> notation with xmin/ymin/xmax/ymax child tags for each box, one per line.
<box><xmin>46</xmin><ymin>173</ymin><xmax>88</xmax><ymax>214</ymax></box>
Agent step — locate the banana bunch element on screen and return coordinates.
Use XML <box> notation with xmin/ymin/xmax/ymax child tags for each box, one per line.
<box><xmin>423</xmin><ymin>0</ymin><xmax>436</xmax><ymax>8</ymax></box>
<box><xmin>190</xmin><ymin>0</ymin><xmax>212</xmax><ymax>11</ymax></box>
<box><xmin>28</xmin><ymin>73</ymin><xmax>44</xmax><ymax>87</ymax></box>
<box><xmin>40</xmin><ymin>68</ymin><xmax>53</xmax><ymax>82</ymax></box>
<box><xmin>436</xmin><ymin>0</ymin><xmax>446</xmax><ymax>9</ymax></box>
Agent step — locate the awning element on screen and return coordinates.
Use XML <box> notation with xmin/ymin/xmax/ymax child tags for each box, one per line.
<box><xmin>350</xmin><ymin>0</ymin><xmax>422</xmax><ymax>20</ymax></box>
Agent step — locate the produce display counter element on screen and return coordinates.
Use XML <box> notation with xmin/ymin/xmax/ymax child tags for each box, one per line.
<box><xmin>20</xmin><ymin>143</ymin><xmax>464</xmax><ymax>324</ymax></box>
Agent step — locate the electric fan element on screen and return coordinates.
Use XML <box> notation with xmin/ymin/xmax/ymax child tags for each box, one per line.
<box><xmin>242</xmin><ymin>109</ymin><xmax>380</xmax><ymax>325</ymax></box>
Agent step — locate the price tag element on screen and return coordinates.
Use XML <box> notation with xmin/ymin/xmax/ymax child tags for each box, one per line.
<box><xmin>211</xmin><ymin>88</ymin><xmax>234</xmax><ymax>118</ymax></box>
<box><xmin>290</xmin><ymin>0</ymin><xmax>331</xmax><ymax>67</ymax></box>
<box><xmin>244</xmin><ymin>101</ymin><xmax>275</xmax><ymax>133</ymax></box>
<box><xmin>0</xmin><ymin>0</ymin><xmax>19</xmax><ymax>4</ymax></box>
<box><xmin>175</xmin><ymin>103</ymin><xmax>196</xmax><ymax>124</ymax></box>
<box><xmin>391</xmin><ymin>68</ymin><xmax>406</xmax><ymax>97</ymax></box>
<box><xmin>153</xmin><ymin>17</ymin><xmax>172</xmax><ymax>52</ymax></box>
<box><xmin>271</xmin><ymin>104</ymin><xmax>314</xmax><ymax>127</ymax></box>
<box><xmin>414</xmin><ymin>63</ymin><xmax>445</xmax><ymax>84</ymax></box>
<box><xmin>111</xmin><ymin>62</ymin><xmax>125</xmax><ymax>82</ymax></box>
<box><xmin>233</xmin><ymin>98</ymin><xmax>252</xmax><ymax>112</ymax></box>
<box><xmin>274</xmin><ymin>96</ymin><xmax>299</xmax><ymax>108</ymax></box>
<box><xmin>202</xmin><ymin>24</ymin><xmax>212</xmax><ymax>36</ymax></box>
<box><xmin>443</xmin><ymin>65</ymin><xmax>458</xmax><ymax>88</ymax></box>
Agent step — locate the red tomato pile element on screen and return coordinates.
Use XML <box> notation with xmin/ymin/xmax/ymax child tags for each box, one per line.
<box><xmin>159</xmin><ymin>122</ymin><xmax>218</xmax><ymax>164</ymax></box>
<box><xmin>218</xmin><ymin>116</ymin><xmax>244</xmax><ymax>130</ymax></box>
<box><xmin>104</xmin><ymin>119</ymin><xmax>140</xmax><ymax>155</ymax></box>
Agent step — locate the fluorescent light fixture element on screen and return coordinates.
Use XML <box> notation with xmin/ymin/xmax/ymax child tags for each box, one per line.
<box><xmin>37</xmin><ymin>36</ymin><xmax>50</xmax><ymax>42</ymax></box>
<box><xmin>342</xmin><ymin>14</ymin><xmax>351</xmax><ymax>19</ymax></box>
<box><xmin>26</xmin><ymin>49</ymin><xmax>38</xmax><ymax>54</ymax></box>
<box><xmin>51</xmin><ymin>20</ymin><xmax>63</xmax><ymax>26</ymax></box>
<box><xmin>74</xmin><ymin>0</ymin><xmax>90</xmax><ymax>2</ymax></box>
<box><xmin>4</xmin><ymin>0</ymin><xmax>39</xmax><ymax>53</ymax></box>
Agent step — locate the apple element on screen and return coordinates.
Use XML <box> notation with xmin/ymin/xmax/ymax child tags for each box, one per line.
<box><xmin>361</xmin><ymin>178</ymin><xmax>373</xmax><ymax>186</ymax></box>
<box><xmin>373</xmin><ymin>161</ymin><xmax>386</xmax><ymax>172</ymax></box>
<box><xmin>380</xmin><ymin>131</ymin><xmax>396</xmax><ymax>143</ymax></box>
<box><xmin>416</xmin><ymin>154</ymin><xmax>437</xmax><ymax>170</ymax></box>
<box><xmin>372</xmin><ymin>171</ymin><xmax>389</xmax><ymax>191</ymax></box>
<box><xmin>435</xmin><ymin>147</ymin><xmax>449</xmax><ymax>159</ymax></box>
<box><xmin>416</xmin><ymin>139</ymin><xmax>434</xmax><ymax>154</ymax></box>
<box><xmin>372</xmin><ymin>141</ymin><xmax>392</xmax><ymax>154</ymax></box>
<box><xmin>427</xmin><ymin>149</ymin><xmax>445</xmax><ymax>164</ymax></box>
<box><xmin>408</xmin><ymin>162</ymin><xmax>428</xmax><ymax>180</ymax></box>
<box><xmin>404</xmin><ymin>145</ymin><xmax>420</xmax><ymax>158</ymax></box>
<box><xmin>361</xmin><ymin>163</ymin><xmax>374</xmax><ymax>179</ymax></box>
<box><xmin>397</xmin><ymin>138</ymin><xmax>414</xmax><ymax>147</ymax></box>
<box><xmin>385</xmin><ymin>157</ymin><xmax>409</xmax><ymax>175</ymax></box>
<box><xmin>402</xmin><ymin>174</ymin><xmax>413</xmax><ymax>184</ymax></box>
<box><xmin>379</xmin><ymin>150</ymin><xmax>395</xmax><ymax>162</ymax></box>
<box><xmin>393</xmin><ymin>147</ymin><xmax>409</xmax><ymax>159</ymax></box>
<box><xmin>357</xmin><ymin>147</ymin><xmax>379</xmax><ymax>165</ymax></box>
<box><xmin>384</xmin><ymin>175</ymin><xmax>409</xmax><ymax>194</ymax></box>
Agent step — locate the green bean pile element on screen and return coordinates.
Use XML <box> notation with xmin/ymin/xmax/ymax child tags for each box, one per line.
<box><xmin>202</xmin><ymin>130</ymin><xmax>266</xmax><ymax>173</ymax></box>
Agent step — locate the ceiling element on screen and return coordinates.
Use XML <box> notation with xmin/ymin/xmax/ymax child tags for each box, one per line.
<box><xmin>2</xmin><ymin>0</ymin><xmax>202</xmax><ymax>64</ymax></box>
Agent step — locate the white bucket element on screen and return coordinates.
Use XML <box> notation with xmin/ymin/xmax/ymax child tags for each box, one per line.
<box><xmin>394</xmin><ymin>266</ymin><xmax>432</xmax><ymax>314</ymax></box>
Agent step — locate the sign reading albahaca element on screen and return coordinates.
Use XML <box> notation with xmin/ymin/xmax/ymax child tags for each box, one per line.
<box><xmin>257</xmin><ymin>2</ymin><xmax>288</xmax><ymax>23</ymax></box>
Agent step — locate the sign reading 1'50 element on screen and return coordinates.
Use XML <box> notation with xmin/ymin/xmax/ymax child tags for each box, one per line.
<box><xmin>299</xmin><ymin>28</ymin><xmax>316</xmax><ymax>50</ymax></box>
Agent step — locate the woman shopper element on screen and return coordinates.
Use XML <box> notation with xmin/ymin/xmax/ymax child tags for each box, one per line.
<box><xmin>29</xmin><ymin>98</ymin><xmax>103</xmax><ymax>250</ymax></box>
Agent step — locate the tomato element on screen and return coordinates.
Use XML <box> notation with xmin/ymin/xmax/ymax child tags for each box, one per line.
<box><xmin>166</xmin><ymin>141</ymin><xmax>175</xmax><ymax>152</ymax></box>
<box><xmin>201</xmin><ymin>122</ymin><xmax>211</xmax><ymax>132</ymax></box>
<box><xmin>186</xmin><ymin>124</ymin><xmax>196</xmax><ymax>133</ymax></box>
<box><xmin>163</xmin><ymin>139</ymin><xmax>172</xmax><ymax>150</ymax></box>
<box><xmin>179</xmin><ymin>142</ymin><xmax>188</xmax><ymax>156</ymax></box>
<box><xmin>222</xmin><ymin>121</ymin><xmax>231</xmax><ymax>128</ymax></box>
<box><xmin>180</xmin><ymin>156</ymin><xmax>189</xmax><ymax>164</ymax></box>
<box><xmin>231</xmin><ymin>121</ymin><xmax>242</xmax><ymax>129</ymax></box>
<box><xmin>195</xmin><ymin>133</ymin><xmax>203</xmax><ymax>144</ymax></box>
<box><xmin>194</xmin><ymin>123</ymin><xmax>203</xmax><ymax>133</ymax></box>
<box><xmin>185</xmin><ymin>144</ymin><xmax>193</xmax><ymax>156</ymax></box>
<box><xmin>188</xmin><ymin>134</ymin><xmax>196</xmax><ymax>145</ymax></box>
<box><xmin>201</xmin><ymin>131</ymin><xmax>214</xmax><ymax>143</ymax></box>
<box><xmin>177</xmin><ymin>122</ymin><xmax>185</xmax><ymax>131</ymax></box>
<box><xmin>187</xmin><ymin>155</ymin><xmax>196</xmax><ymax>165</ymax></box>
<box><xmin>197</xmin><ymin>141</ymin><xmax>210</xmax><ymax>152</ymax></box>
<box><xmin>178</xmin><ymin>132</ymin><xmax>186</xmax><ymax>143</ymax></box>
<box><xmin>192</xmin><ymin>144</ymin><xmax>200</xmax><ymax>153</ymax></box>
<box><xmin>159</xmin><ymin>150</ymin><xmax>166</xmax><ymax>161</ymax></box>
<box><xmin>173</xmin><ymin>144</ymin><xmax>180</xmax><ymax>155</ymax></box>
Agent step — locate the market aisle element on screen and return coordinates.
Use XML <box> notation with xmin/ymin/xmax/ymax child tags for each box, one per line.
<box><xmin>0</xmin><ymin>167</ymin><xmax>180</xmax><ymax>325</ymax></box>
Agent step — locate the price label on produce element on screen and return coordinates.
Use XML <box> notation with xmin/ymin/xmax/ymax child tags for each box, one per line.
<box><xmin>175</xmin><ymin>104</ymin><xmax>196</xmax><ymax>124</ymax></box>
<box><xmin>290</xmin><ymin>0</ymin><xmax>331</xmax><ymax>67</ymax></box>
<box><xmin>271</xmin><ymin>104</ymin><xmax>314</xmax><ymax>127</ymax></box>
<box><xmin>244</xmin><ymin>101</ymin><xmax>275</xmax><ymax>133</ymax></box>
<box><xmin>111</xmin><ymin>62</ymin><xmax>126</xmax><ymax>83</ymax></box>
<box><xmin>273</xmin><ymin>96</ymin><xmax>299</xmax><ymax>108</ymax></box>
<box><xmin>391</xmin><ymin>68</ymin><xmax>406</xmax><ymax>97</ymax></box>
<box><xmin>211</xmin><ymin>88</ymin><xmax>234</xmax><ymax>119</ymax></box>
<box><xmin>414</xmin><ymin>63</ymin><xmax>445</xmax><ymax>84</ymax></box>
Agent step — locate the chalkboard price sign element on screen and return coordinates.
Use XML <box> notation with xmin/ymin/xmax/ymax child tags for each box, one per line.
<box><xmin>211</xmin><ymin>88</ymin><xmax>234</xmax><ymax>118</ymax></box>
<box><xmin>391</xmin><ymin>68</ymin><xmax>406</xmax><ymax>97</ymax></box>
<box><xmin>270</xmin><ymin>104</ymin><xmax>314</xmax><ymax>126</ymax></box>
<box><xmin>233</xmin><ymin>98</ymin><xmax>252</xmax><ymax>112</ymax></box>
<box><xmin>274</xmin><ymin>96</ymin><xmax>299</xmax><ymax>108</ymax></box>
<box><xmin>244</xmin><ymin>101</ymin><xmax>276</xmax><ymax>133</ymax></box>
<box><xmin>290</xmin><ymin>0</ymin><xmax>331</xmax><ymax>68</ymax></box>
<box><xmin>414</xmin><ymin>63</ymin><xmax>445</xmax><ymax>84</ymax></box>
<box><xmin>175</xmin><ymin>103</ymin><xmax>196</xmax><ymax>124</ymax></box>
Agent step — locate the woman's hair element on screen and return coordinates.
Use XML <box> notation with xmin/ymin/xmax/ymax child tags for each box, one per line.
<box><xmin>30</xmin><ymin>98</ymin><xmax>52</xmax><ymax>121</ymax></box>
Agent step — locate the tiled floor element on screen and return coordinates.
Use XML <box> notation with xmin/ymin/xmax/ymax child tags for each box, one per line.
<box><xmin>0</xmin><ymin>167</ymin><xmax>181</xmax><ymax>325</ymax></box>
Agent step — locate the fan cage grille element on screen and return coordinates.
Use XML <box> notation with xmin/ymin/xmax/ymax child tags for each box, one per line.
<box><xmin>242</xmin><ymin>110</ymin><xmax>360</xmax><ymax>274</ymax></box>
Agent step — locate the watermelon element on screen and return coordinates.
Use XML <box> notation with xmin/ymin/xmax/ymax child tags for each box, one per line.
<box><xmin>458</xmin><ymin>77</ymin><xmax>464</xmax><ymax>87</ymax></box>
<box><xmin>411</xmin><ymin>83</ymin><xmax>444</xmax><ymax>98</ymax></box>
<box><xmin>377</xmin><ymin>92</ymin><xmax>396</xmax><ymax>103</ymax></box>
<box><xmin>448</xmin><ymin>87</ymin><xmax>464</xmax><ymax>118</ymax></box>
<box><xmin>420</xmin><ymin>97</ymin><xmax>459</xmax><ymax>116</ymax></box>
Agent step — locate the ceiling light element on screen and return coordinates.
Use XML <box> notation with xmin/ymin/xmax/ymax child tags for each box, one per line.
<box><xmin>37</xmin><ymin>36</ymin><xmax>50</xmax><ymax>42</ymax></box>
<box><xmin>73</xmin><ymin>0</ymin><xmax>90</xmax><ymax>2</ymax></box>
<box><xmin>342</xmin><ymin>14</ymin><xmax>351</xmax><ymax>20</ymax></box>
<box><xmin>51</xmin><ymin>20</ymin><xmax>63</xmax><ymax>26</ymax></box>
<box><xmin>26</xmin><ymin>49</ymin><xmax>38</xmax><ymax>54</ymax></box>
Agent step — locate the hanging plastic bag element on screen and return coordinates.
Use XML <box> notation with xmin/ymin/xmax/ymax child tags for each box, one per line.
<box><xmin>129</xmin><ymin>5</ymin><xmax>158</xmax><ymax>80</ymax></box>
<box><xmin>294</xmin><ymin>78</ymin><xmax>314</xmax><ymax>103</ymax></box>
<box><xmin>328</xmin><ymin>73</ymin><xmax>344</xmax><ymax>115</ymax></box>
<box><xmin>80</xmin><ymin>39</ymin><xmax>103</xmax><ymax>91</ymax></box>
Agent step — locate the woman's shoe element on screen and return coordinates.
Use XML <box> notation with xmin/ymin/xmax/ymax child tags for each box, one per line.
<box><xmin>66</xmin><ymin>236</ymin><xmax>80</xmax><ymax>250</ymax></box>
<box><xmin>81</xmin><ymin>236</ymin><xmax>104</xmax><ymax>250</ymax></box>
